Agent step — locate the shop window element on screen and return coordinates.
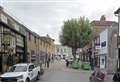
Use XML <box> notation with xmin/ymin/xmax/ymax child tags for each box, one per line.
<box><xmin>0</xmin><ymin>26</ymin><xmax>3</xmax><ymax>33</ymax></box>
<box><xmin>3</xmin><ymin>27</ymin><xmax>10</xmax><ymax>33</ymax></box>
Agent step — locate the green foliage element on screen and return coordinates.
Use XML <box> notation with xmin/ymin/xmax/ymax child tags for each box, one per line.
<box><xmin>60</xmin><ymin>17</ymin><xmax>92</xmax><ymax>49</ymax></box>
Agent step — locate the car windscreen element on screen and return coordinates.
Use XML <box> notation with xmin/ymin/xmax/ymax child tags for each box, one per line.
<box><xmin>9</xmin><ymin>66</ymin><xmax>27</xmax><ymax>72</ymax></box>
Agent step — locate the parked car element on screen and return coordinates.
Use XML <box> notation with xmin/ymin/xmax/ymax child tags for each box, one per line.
<box><xmin>0</xmin><ymin>63</ymin><xmax>41</xmax><ymax>82</ymax></box>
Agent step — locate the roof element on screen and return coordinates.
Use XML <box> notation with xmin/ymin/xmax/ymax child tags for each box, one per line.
<box><xmin>91</xmin><ymin>16</ymin><xmax>118</xmax><ymax>38</ymax></box>
<box><xmin>114</xmin><ymin>8</ymin><xmax>120</xmax><ymax>14</ymax></box>
<box><xmin>91</xmin><ymin>21</ymin><xmax>118</xmax><ymax>26</ymax></box>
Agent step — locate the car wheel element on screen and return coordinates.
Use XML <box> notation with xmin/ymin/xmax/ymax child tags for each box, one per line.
<box><xmin>36</xmin><ymin>72</ymin><xmax>40</xmax><ymax>80</ymax></box>
<box><xmin>25</xmin><ymin>78</ymin><xmax>30</xmax><ymax>82</ymax></box>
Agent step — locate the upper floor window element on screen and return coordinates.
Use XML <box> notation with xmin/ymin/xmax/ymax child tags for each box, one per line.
<box><xmin>1</xmin><ymin>13</ymin><xmax>8</xmax><ymax>24</ymax></box>
<box><xmin>34</xmin><ymin>37</ymin><xmax>36</xmax><ymax>43</ymax></box>
<box><xmin>29</xmin><ymin>32</ymin><xmax>31</xmax><ymax>40</ymax></box>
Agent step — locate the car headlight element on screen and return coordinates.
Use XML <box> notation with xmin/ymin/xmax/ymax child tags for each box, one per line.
<box><xmin>16</xmin><ymin>75</ymin><xmax>23</xmax><ymax>80</ymax></box>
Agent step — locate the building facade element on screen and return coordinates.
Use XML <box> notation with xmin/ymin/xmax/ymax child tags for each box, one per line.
<box><xmin>0</xmin><ymin>6</ymin><xmax>55</xmax><ymax>73</ymax></box>
<box><xmin>91</xmin><ymin>16</ymin><xmax>118</xmax><ymax>73</ymax></box>
<box><xmin>55</xmin><ymin>45</ymin><xmax>72</xmax><ymax>59</ymax></box>
<box><xmin>0</xmin><ymin>6</ymin><xmax>27</xmax><ymax>73</ymax></box>
<box><xmin>115</xmin><ymin>8</ymin><xmax>120</xmax><ymax>70</ymax></box>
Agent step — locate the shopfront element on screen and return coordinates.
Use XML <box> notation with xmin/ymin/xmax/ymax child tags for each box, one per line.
<box><xmin>0</xmin><ymin>24</ymin><xmax>26</xmax><ymax>73</ymax></box>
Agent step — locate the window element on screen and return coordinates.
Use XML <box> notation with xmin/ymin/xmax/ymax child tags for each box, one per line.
<box><xmin>29</xmin><ymin>32</ymin><xmax>31</xmax><ymax>40</ymax></box>
<box><xmin>95</xmin><ymin>36</ymin><xmax>100</xmax><ymax>46</ymax></box>
<box><xmin>0</xmin><ymin>26</ymin><xmax>3</xmax><ymax>33</ymax></box>
<box><xmin>101</xmin><ymin>41</ymin><xmax>106</xmax><ymax>47</ymax></box>
<box><xmin>1</xmin><ymin>13</ymin><xmax>8</xmax><ymax>24</ymax></box>
<box><xmin>29</xmin><ymin>65</ymin><xmax>34</xmax><ymax>70</ymax></box>
<box><xmin>14</xmin><ymin>23</ymin><xmax>20</xmax><ymax>31</ymax></box>
<box><xmin>7</xmin><ymin>18</ymin><xmax>15</xmax><ymax>28</ymax></box>
<box><xmin>34</xmin><ymin>36</ymin><xmax>36</xmax><ymax>43</ymax></box>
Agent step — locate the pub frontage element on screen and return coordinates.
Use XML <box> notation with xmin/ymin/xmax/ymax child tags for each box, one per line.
<box><xmin>0</xmin><ymin>6</ymin><xmax>27</xmax><ymax>73</ymax></box>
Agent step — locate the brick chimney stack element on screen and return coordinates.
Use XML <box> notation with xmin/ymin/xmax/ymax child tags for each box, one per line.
<box><xmin>100</xmin><ymin>15</ymin><xmax>106</xmax><ymax>21</ymax></box>
<box><xmin>0</xmin><ymin>6</ymin><xmax>3</xmax><ymax>10</ymax></box>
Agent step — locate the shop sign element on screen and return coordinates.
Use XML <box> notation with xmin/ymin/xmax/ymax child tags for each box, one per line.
<box><xmin>16</xmin><ymin>35</ymin><xmax>24</xmax><ymax>47</ymax></box>
<box><xmin>1</xmin><ymin>13</ymin><xmax>8</xmax><ymax>24</ymax></box>
<box><xmin>101</xmin><ymin>41</ymin><xmax>106</xmax><ymax>47</ymax></box>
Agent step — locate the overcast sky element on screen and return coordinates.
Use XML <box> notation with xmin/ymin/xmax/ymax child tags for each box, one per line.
<box><xmin>0</xmin><ymin>0</ymin><xmax>120</xmax><ymax>44</ymax></box>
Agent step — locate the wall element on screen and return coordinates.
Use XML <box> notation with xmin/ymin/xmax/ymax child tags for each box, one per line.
<box><xmin>107</xmin><ymin>25</ymin><xmax>118</xmax><ymax>73</ymax></box>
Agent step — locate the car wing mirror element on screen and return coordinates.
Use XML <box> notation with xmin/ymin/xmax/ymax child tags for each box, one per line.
<box><xmin>29</xmin><ymin>69</ymin><xmax>32</xmax><ymax>72</ymax></box>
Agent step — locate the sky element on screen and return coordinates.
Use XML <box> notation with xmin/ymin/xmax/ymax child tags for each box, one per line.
<box><xmin>0</xmin><ymin>0</ymin><xmax>120</xmax><ymax>44</ymax></box>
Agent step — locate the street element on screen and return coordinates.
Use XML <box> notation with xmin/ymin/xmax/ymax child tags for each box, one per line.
<box><xmin>37</xmin><ymin>60</ymin><xmax>91</xmax><ymax>82</ymax></box>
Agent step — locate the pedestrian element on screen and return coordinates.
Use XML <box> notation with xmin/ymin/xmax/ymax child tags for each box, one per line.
<box><xmin>100</xmin><ymin>73</ymin><xmax>106</xmax><ymax>82</ymax></box>
<box><xmin>47</xmin><ymin>57</ymin><xmax>50</xmax><ymax>68</ymax></box>
<box><xmin>89</xmin><ymin>72</ymin><xmax>96</xmax><ymax>82</ymax></box>
<box><xmin>66</xmin><ymin>59</ymin><xmax>69</xmax><ymax>67</ymax></box>
<box><xmin>113</xmin><ymin>71</ymin><xmax>120</xmax><ymax>82</ymax></box>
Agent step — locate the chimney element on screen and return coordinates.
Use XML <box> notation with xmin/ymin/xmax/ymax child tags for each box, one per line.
<box><xmin>100</xmin><ymin>15</ymin><xmax>106</xmax><ymax>21</ymax></box>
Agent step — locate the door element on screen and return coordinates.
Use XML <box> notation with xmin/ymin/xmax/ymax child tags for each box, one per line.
<box><xmin>28</xmin><ymin>65</ymin><xmax>34</xmax><ymax>80</ymax></box>
<box><xmin>100</xmin><ymin>55</ymin><xmax>106</xmax><ymax>69</ymax></box>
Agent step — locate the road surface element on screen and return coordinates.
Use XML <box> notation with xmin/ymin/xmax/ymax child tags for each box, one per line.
<box><xmin>37</xmin><ymin>60</ymin><xmax>91</xmax><ymax>82</ymax></box>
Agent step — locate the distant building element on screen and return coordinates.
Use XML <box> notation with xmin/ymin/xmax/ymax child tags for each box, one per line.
<box><xmin>55</xmin><ymin>45</ymin><xmax>72</xmax><ymax>59</ymax></box>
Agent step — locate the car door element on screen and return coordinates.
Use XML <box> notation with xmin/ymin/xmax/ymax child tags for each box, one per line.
<box><xmin>28</xmin><ymin>65</ymin><xmax>34</xmax><ymax>80</ymax></box>
<box><xmin>33</xmin><ymin>65</ymin><xmax>38</xmax><ymax>77</ymax></box>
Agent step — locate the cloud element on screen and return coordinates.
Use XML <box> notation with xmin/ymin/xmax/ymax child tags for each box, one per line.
<box><xmin>1</xmin><ymin>0</ymin><xmax>120</xmax><ymax>44</ymax></box>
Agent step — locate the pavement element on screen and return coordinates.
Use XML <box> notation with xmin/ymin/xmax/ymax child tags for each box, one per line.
<box><xmin>107</xmin><ymin>74</ymin><xmax>113</xmax><ymax>82</ymax></box>
<box><xmin>37</xmin><ymin>60</ymin><xmax>92</xmax><ymax>82</ymax></box>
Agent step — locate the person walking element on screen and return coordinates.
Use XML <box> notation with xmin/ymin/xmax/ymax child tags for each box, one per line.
<box><xmin>113</xmin><ymin>72</ymin><xmax>120</xmax><ymax>82</ymax></box>
<box><xmin>65</xmin><ymin>59</ymin><xmax>69</xmax><ymax>67</ymax></box>
<box><xmin>89</xmin><ymin>72</ymin><xmax>96</xmax><ymax>82</ymax></box>
<box><xmin>47</xmin><ymin>57</ymin><xmax>50</xmax><ymax>68</ymax></box>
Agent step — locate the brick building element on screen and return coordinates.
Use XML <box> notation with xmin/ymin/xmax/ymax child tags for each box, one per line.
<box><xmin>0</xmin><ymin>6</ymin><xmax>55</xmax><ymax>73</ymax></box>
<box><xmin>91</xmin><ymin>15</ymin><xmax>118</xmax><ymax>73</ymax></box>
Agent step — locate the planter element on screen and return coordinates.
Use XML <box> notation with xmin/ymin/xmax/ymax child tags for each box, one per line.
<box><xmin>82</xmin><ymin>62</ymin><xmax>91</xmax><ymax>70</ymax></box>
<box><xmin>71</xmin><ymin>60</ymin><xmax>80</xmax><ymax>69</ymax></box>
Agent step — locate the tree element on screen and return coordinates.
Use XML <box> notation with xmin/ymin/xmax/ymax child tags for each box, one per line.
<box><xmin>60</xmin><ymin>17</ymin><xmax>92</xmax><ymax>58</ymax></box>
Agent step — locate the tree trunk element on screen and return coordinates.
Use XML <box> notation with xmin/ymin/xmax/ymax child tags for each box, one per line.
<box><xmin>72</xmin><ymin>48</ymin><xmax>77</xmax><ymax>59</ymax></box>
